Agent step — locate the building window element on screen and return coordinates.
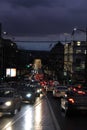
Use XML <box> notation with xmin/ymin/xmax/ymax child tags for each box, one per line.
<box><xmin>76</xmin><ymin>50</ymin><xmax>81</xmax><ymax>54</ymax></box>
<box><xmin>64</xmin><ymin>56</ymin><xmax>68</xmax><ymax>61</ymax></box>
<box><xmin>69</xmin><ymin>55</ymin><xmax>73</xmax><ymax>62</ymax></box>
<box><xmin>75</xmin><ymin>58</ymin><xmax>81</xmax><ymax>66</ymax></box>
<box><xmin>77</xmin><ymin>41</ymin><xmax>81</xmax><ymax>46</ymax></box>
<box><xmin>84</xmin><ymin>50</ymin><xmax>87</xmax><ymax>54</ymax></box>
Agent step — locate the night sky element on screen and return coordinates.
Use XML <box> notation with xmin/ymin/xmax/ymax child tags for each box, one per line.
<box><xmin>0</xmin><ymin>0</ymin><xmax>87</xmax><ymax>50</ymax></box>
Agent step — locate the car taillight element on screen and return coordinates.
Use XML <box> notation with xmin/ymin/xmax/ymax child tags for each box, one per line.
<box><xmin>56</xmin><ymin>90</ymin><xmax>58</xmax><ymax>92</ymax></box>
<box><xmin>77</xmin><ymin>91</ymin><xmax>85</xmax><ymax>95</ymax></box>
<box><xmin>68</xmin><ymin>98</ymin><xmax>75</xmax><ymax>103</ymax></box>
<box><xmin>77</xmin><ymin>85</ymin><xmax>81</xmax><ymax>88</ymax></box>
<box><xmin>73</xmin><ymin>88</ymin><xmax>77</xmax><ymax>91</ymax></box>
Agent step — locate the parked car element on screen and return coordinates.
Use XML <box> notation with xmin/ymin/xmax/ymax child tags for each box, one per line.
<box><xmin>61</xmin><ymin>88</ymin><xmax>87</xmax><ymax>116</ymax></box>
<box><xmin>53</xmin><ymin>86</ymin><xmax>67</xmax><ymax>97</ymax></box>
<box><xmin>0</xmin><ymin>87</ymin><xmax>22</xmax><ymax>116</ymax></box>
<box><xmin>18</xmin><ymin>86</ymin><xmax>36</xmax><ymax>104</ymax></box>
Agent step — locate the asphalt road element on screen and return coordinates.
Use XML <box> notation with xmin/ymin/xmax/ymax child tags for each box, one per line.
<box><xmin>0</xmin><ymin>95</ymin><xmax>56</xmax><ymax>130</ymax></box>
<box><xmin>0</xmin><ymin>92</ymin><xmax>87</xmax><ymax>130</ymax></box>
<box><xmin>47</xmin><ymin>92</ymin><xmax>87</xmax><ymax>130</ymax></box>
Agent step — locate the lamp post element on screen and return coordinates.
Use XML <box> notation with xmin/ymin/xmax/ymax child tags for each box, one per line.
<box><xmin>73</xmin><ymin>27</ymin><xmax>87</xmax><ymax>42</ymax></box>
<box><xmin>72</xmin><ymin>27</ymin><xmax>87</xmax><ymax>83</ymax></box>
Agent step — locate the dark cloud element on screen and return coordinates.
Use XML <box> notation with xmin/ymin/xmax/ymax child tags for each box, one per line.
<box><xmin>0</xmin><ymin>0</ymin><xmax>87</xmax><ymax>38</ymax></box>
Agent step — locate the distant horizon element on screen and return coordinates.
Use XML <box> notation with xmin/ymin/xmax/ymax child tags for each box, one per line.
<box><xmin>16</xmin><ymin>41</ymin><xmax>57</xmax><ymax>51</ymax></box>
<box><xmin>3</xmin><ymin>34</ymin><xmax>87</xmax><ymax>51</ymax></box>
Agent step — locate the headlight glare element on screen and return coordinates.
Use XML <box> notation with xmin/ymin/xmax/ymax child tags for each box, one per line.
<box><xmin>26</xmin><ymin>93</ymin><xmax>32</xmax><ymax>97</ymax></box>
<box><xmin>37</xmin><ymin>89</ymin><xmax>40</xmax><ymax>93</ymax></box>
<box><xmin>5</xmin><ymin>101</ymin><xmax>12</xmax><ymax>106</ymax></box>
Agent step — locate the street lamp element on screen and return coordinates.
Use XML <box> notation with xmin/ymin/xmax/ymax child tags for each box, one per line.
<box><xmin>73</xmin><ymin>27</ymin><xmax>87</xmax><ymax>42</ymax></box>
<box><xmin>72</xmin><ymin>27</ymin><xmax>87</xmax><ymax>83</ymax></box>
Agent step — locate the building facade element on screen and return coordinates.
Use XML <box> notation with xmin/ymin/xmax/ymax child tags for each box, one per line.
<box><xmin>64</xmin><ymin>41</ymin><xmax>86</xmax><ymax>81</ymax></box>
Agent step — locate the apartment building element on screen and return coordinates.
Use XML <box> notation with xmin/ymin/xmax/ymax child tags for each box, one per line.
<box><xmin>64</xmin><ymin>41</ymin><xmax>86</xmax><ymax>81</ymax></box>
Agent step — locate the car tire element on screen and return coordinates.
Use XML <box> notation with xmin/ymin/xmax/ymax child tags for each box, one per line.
<box><xmin>31</xmin><ymin>100</ymin><xmax>35</xmax><ymax>104</ymax></box>
<box><xmin>18</xmin><ymin>106</ymin><xmax>21</xmax><ymax>111</ymax></box>
<box><xmin>37</xmin><ymin>93</ymin><xmax>40</xmax><ymax>97</ymax></box>
<box><xmin>64</xmin><ymin>107</ymin><xmax>72</xmax><ymax>117</ymax></box>
<box><xmin>30</xmin><ymin>98</ymin><xmax>35</xmax><ymax>104</ymax></box>
<box><xmin>61</xmin><ymin>100</ymin><xmax>70</xmax><ymax>117</ymax></box>
<box><xmin>11</xmin><ymin>109</ymin><xmax>18</xmax><ymax>116</ymax></box>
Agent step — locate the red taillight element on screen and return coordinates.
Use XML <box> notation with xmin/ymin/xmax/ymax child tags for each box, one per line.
<box><xmin>77</xmin><ymin>91</ymin><xmax>85</xmax><ymax>95</ymax></box>
<box><xmin>56</xmin><ymin>90</ymin><xmax>58</xmax><ymax>92</ymax></box>
<box><xmin>77</xmin><ymin>85</ymin><xmax>81</xmax><ymax>88</ymax></box>
<box><xmin>73</xmin><ymin>88</ymin><xmax>77</xmax><ymax>91</ymax></box>
<box><xmin>68</xmin><ymin>98</ymin><xmax>75</xmax><ymax>103</ymax></box>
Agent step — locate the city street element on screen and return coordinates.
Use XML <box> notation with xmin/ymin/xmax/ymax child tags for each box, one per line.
<box><xmin>47</xmin><ymin>92</ymin><xmax>87</xmax><ymax>130</ymax></box>
<box><xmin>0</xmin><ymin>95</ymin><xmax>58</xmax><ymax>130</ymax></box>
<box><xmin>0</xmin><ymin>1</ymin><xmax>87</xmax><ymax>130</ymax></box>
<box><xmin>0</xmin><ymin>89</ymin><xmax>87</xmax><ymax>130</ymax></box>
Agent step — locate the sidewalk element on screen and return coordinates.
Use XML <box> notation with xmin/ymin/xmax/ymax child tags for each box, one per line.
<box><xmin>34</xmin><ymin>95</ymin><xmax>61</xmax><ymax>130</ymax></box>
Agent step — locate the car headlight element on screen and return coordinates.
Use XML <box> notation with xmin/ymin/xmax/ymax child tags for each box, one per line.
<box><xmin>5</xmin><ymin>101</ymin><xmax>12</xmax><ymax>106</ymax></box>
<box><xmin>37</xmin><ymin>89</ymin><xmax>40</xmax><ymax>93</ymax></box>
<box><xmin>40</xmin><ymin>89</ymin><xmax>42</xmax><ymax>91</ymax></box>
<box><xmin>26</xmin><ymin>93</ymin><xmax>32</xmax><ymax>97</ymax></box>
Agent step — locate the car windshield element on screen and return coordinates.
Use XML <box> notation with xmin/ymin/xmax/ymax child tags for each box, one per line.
<box><xmin>18</xmin><ymin>87</ymin><xmax>35</xmax><ymax>92</ymax></box>
<box><xmin>0</xmin><ymin>90</ymin><xmax>14</xmax><ymax>97</ymax></box>
<box><xmin>56</xmin><ymin>86</ymin><xmax>67</xmax><ymax>90</ymax></box>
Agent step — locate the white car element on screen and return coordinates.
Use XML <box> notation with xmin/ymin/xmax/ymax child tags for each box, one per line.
<box><xmin>53</xmin><ymin>86</ymin><xmax>68</xmax><ymax>97</ymax></box>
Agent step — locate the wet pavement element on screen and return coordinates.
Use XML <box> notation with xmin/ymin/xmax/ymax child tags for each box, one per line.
<box><xmin>0</xmin><ymin>95</ymin><xmax>61</xmax><ymax>130</ymax></box>
<box><xmin>34</xmin><ymin>95</ymin><xmax>61</xmax><ymax>130</ymax></box>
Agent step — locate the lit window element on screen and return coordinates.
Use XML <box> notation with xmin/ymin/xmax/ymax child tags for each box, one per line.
<box><xmin>76</xmin><ymin>50</ymin><xmax>81</xmax><ymax>54</ymax></box>
<box><xmin>84</xmin><ymin>50</ymin><xmax>87</xmax><ymax>54</ymax></box>
<box><xmin>77</xmin><ymin>41</ymin><xmax>81</xmax><ymax>46</ymax></box>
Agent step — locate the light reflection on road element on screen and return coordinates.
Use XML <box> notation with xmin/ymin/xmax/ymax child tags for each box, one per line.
<box><xmin>2</xmin><ymin>122</ymin><xmax>12</xmax><ymax>130</ymax></box>
<box><xmin>23</xmin><ymin>107</ymin><xmax>34</xmax><ymax>130</ymax></box>
<box><xmin>34</xmin><ymin>102</ymin><xmax>42</xmax><ymax>130</ymax></box>
<box><xmin>1</xmin><ymin>96</ymin><xmax>45</xmax><ymax>130</ymax></box>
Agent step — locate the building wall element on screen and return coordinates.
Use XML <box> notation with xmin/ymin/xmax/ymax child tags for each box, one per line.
<box><xmin>64</xmin><ymin>41</ymin><xmax>86</xmax><ymax>81</ymax></box>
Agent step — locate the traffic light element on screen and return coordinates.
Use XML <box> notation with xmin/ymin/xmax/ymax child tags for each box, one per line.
<box><xmin>26</xmin><ymin>65</ymin><xmax>30</xmax><ymax>68</ymax></box>
<box><xmin>26</xmin><ymin>64</ymin><xmax>32</xmax><ymax>68</ymax></box>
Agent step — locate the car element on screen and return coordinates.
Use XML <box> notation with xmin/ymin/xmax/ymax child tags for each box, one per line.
<box><xmin>0</xmin><ymin>87</ymin><xmax>22</xmax><ymax>116</ymax></box>
<box><xmin>45</xmin><ymin>80</ymin><xmax>54</xmax><ymax>92</ymax></box>
<box><xmin>18</xmin><ymin>85</ymin><xmax>36</xmax><ymax>104</ymax></box>
<box><xmin>53</xmin><ymin>85</ymin><xmax>68</xmax><ymax>97</ymax></box>
<box><xmin>61</xmin><ymin>88</ymin><xmax>87</xmax><ymax>116</ymax></box>
<box><xmin>34</xmin><ymin>85</ymin><xmax>42</xmax><ymax>97</ymax></box>
<box><xmin>30</xmin><ymin>80</ymin><xmax>42</xmax><ymax>96</ymax></box>
<box><xmin>67</xmin><ymin>83</ymin><xmax>83</xmax><ymax>91</ymax></box>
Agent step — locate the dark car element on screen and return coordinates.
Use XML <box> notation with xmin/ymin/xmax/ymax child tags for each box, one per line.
<box><xmin>32</xmin><ymin>84</ymin><xmax>42</xmax><ymax>97</ymax></box>
<box><xmin>18</xmin><ymin>86</ymin><xmax>36</xmax><ymax>104</ymax></box>
<box><xmin>0</xmin><ymin>87</ymin><xmax>22</xmax><ymax>116</ymax></box>
<box><xmin>30</xmin><ymin>81</ymin><xmax>42</xmax><ymax>97</ymax></box>
<box><xmin>61</xmin><ymin>88</ymin><xmax>87</xmax><ymax>116</ymax></box>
